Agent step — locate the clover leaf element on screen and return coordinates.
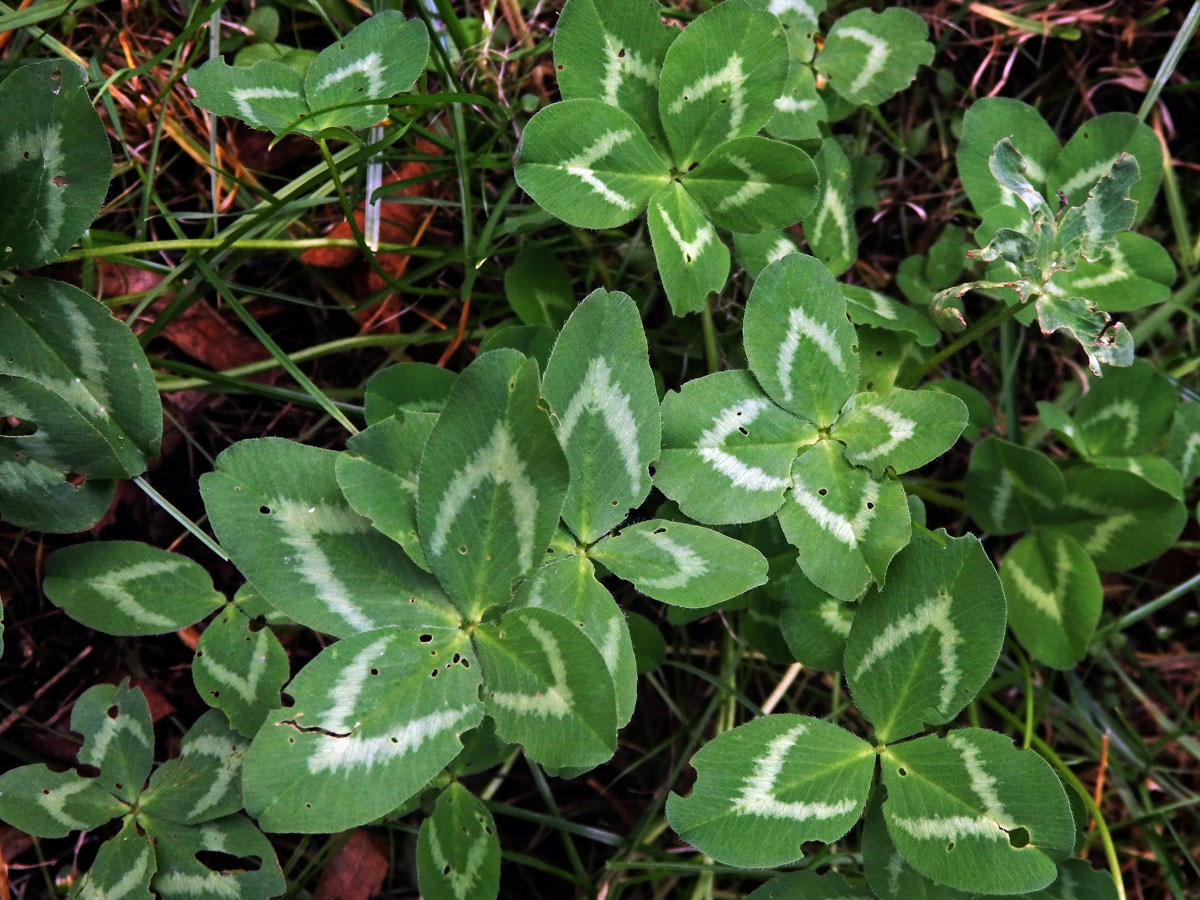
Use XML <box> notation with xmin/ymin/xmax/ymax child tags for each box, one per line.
<box><xmin>0</xmin><ymin>682</ymin><xmax>284</xmax><ymax>900</ymax></box>
<box><xmin>516</xmin><ymin>0</ymin><xmax>818</xmax><ymax>315</ymax></box>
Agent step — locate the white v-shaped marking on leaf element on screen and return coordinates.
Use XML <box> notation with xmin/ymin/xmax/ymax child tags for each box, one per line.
<box><xmin>777</xmin><ymin>307</ymin><xmax>845</xmax><ymax>400</ymax></box>
<box><xmin>732</xmin><ymin>721</ymin><xmax>859</xmax><ymax>821</ymax></box>
<box><xmin>558</xmin><ymin>357</ymin><xmax>642</xmax><ymax>492</ymax></box>
<box><xmin>854</xmin><ymin>594</ymin><xmax>961</xmax><ymax>710</ymax></box>
<box><xmin>851</xmin><ymin>405</ymin><xmax>916</xmax><ymax>463</ymax></box>
<box><xmin>835</xmin><ymin>27</ymin><xmax>889</xmax><ymax>96</ymax></box>
<box><xmin>696</xmin><ymin>399</ymin><xmax>791</xmax><ymax>492</ymax></box>
<box><xmin>565</xmin><ymin>130</ymin><xmax>637</xmax><ymax>209</ymax></box>
<box><xmin>428</xmin><ymin>817</ymin><xmax>489</xmax><ymax>900</ymax></box>
<box><xmin>490</xmin><ymin>618</ymin><xmax>572</xmax><ymax>717</ymax></box>
<box><xmin>638</xmin><ymin>532</ymin><xmax>708</xmax><ymax>589</ymax></box>
<box><xmin>790</xmin><ymin>476</ymin><xmax>879</xmax><ymax>548</ymax></box>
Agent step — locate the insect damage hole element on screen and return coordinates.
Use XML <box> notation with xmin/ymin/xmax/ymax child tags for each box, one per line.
<box><xmin>1008</xmin><ymin>826</ymin><xmax>1030</xmax><ymax>848</ymax></box>
<box><xmin>51</xmin><ymin>175</ymin><xmax>68</xmax><ymax>187</ymax></box>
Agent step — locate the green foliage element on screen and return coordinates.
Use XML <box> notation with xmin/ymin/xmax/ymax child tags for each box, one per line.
<box><xmin>417</xmin><ymin>783</ymin><xmax>501</xmax><ymax>900</ymax></box>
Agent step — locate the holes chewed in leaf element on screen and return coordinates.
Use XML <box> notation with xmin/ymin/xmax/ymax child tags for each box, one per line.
<box><xmin>51</xmin><ymin>175</ymin><xmax>68</xmax><ymax>187</ymax></box>
<box><xmin>106</xmin><ymin>705</ymin><xmax>118</xmax><ymax>719</ymax></box>
<box><xmin>419</xmin><ymin>634</ymin><xmax>432</xmax><ymax>643</ymax></box>
<box><xmin>1008</xmin><ymin>826</ymin><xmax>1030</xmax><ymax>848</ymax></box>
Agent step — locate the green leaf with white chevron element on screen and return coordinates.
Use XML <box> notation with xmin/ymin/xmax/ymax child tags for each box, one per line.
<box><xmin>1165</xmin><ymin>401</ymin><xmax>1200</xmax><ymax>487</ymax></box>
<box><xmin>542</xmin><ymin>288</ymin><xmax>660</xmax><ymax>542</ymax></box>
<box><xmin>1093</xmin><ymin>454</ymin><xmax>1183</xmax><ymax>499</ymax></box>
<box><xmin>336</xmin><ymin>412</ymin><xmax>437</xmax><ymax>570</ymax></box>
<box><xmin>515</xmin><ymin>99</ymin><xmax>669</xmax><ymax>228</ymax></box>
<box><xmin>187</xmin><ymin>58</ymin><xmax>307</xmax><ymax>133</ymax></box>
<box><xmin>747</xmin><ymin>869</ymin><xmax>874</xmax><ymax>900</ymax></box>
<box><xmin>747</xmin><ymin>0</ymin><xmax>826</xmax><ymax>64</ymax></box>
<box><xmin>0</xmin><ymin>278</ymin><xmax>162</xmax><ymax>468</ymax></box>
<box><xmin>417</xmin><ymin>350</ymin><xmax>569</xmax><ymax>618</ymax></box>
<box><xmin>202</xmin><ymin>438</ymin><xmax>453</xmax><ymax>637</ymax></box>
<box><xmin>0</xmin><ymin>765</ymin><xmax>124</xmax><ymax>839</ymax></box>
<box><xmin>1001</xmin><ymin>531</ymin><xmax>1101</xmax><ymax>670</ymax></box>
<box><xmin>666</xmin><ymin>714</ymin><xmax>874</xmax><ymax>868</ymax></box>
<box><xmin>512</xmin><ymin>554</ymin><xmax>637</xmax><ymax>727</ymax></box>
<box><xmin>43</xmin><ymin>542</ymin><xmax>222</xmax><ymax>636</ymax></box>
<box><xmin>553</xmin><ymin>0</ymin><xmax>676</xmax><ymax>149</ymax></box>
<box><xmin>647</xmin><ymin>182</ymin><xmax>730</xmax><ymax>316</ymax></box>
<box><xmin>193</xmin><ymin>605</ymin><xmax>289</xmax><ymax>736</ymax></box>
<box><xmin>987</xmin><ymin>138</ymin><xmax>1053</xmax><ymax>221</ymax></box>
<box><xmin>364</xmin><ymin>362</ymin><xmax>457</xmax><ymax>424</ymax></box>
<box><xmin>71</xmin><ymin>680</ymin><xmax>154</xmax><ymax>804</ymax></box>
<box><xmin>657</xmin><ymin>0</ymin><xmax>789</xmax><ymax>166</ymax></box>
<box><xmin>833</xmin><ymin>388</ymin><xmax>968</xmax><ymax>477</ymax></box>
<box><xmin>68</xmin><ymin>822</ymin><xmax>156</xmax><ymax>900</ymax></box>
<box><xmin>955</xmin><ymin>98</ymin><xmax>1061</xmax><ymax>218</ymax></box>
<box><xmin>1069</xmin><ymin>359</ymin><xmax>1175</xmax><ymax>458</ymax></box>
<box><xmin>842</xmin><ymin>285</ymin><xmax>941</xmax><ymax>347</ymax></box>
<box><xmin>1042</xmin><ymin>467</ymin><xmax>1185</xmax><ymax>572</ymax></box>
<box><xmin>731</xmin><ymin>229</ymin><xmax>801</xmax><ymax>280</ymax></box>
<box><xmin>765</xmin><ymin>62</ymin><xmax>826</xmax><ymax>141</ymax></box>
<box><xmin>302</xmin><ymin>11</ymin><xmax>429</xmax><ymax>132</ymax></box>
<box><xmin>880</xmin><ymin>728</ymin><xmax>1076</xmax><ymax>895</ymax></box>
<box><xmin>744</xmin><ymin>254</ymin><xmax>860</xmax><ymax>426</ymax></box>
<box><xmin>242</xmin><ymin>624</ymin><xmax>482</xmax><ymax>833</ymax></box>
<box><xmin>815</xmin><ymin>8</ymin><xmax>933</xmax><ymax>106</ymax></box>
<box><xmin>801</xmin><ymin>138</ymin><xmax>857</xmax><ymax>275</ymax></box>
<box><xmin>845</xmin><ymin>531</ymin><xmax>1005</xmax><ymax>742</ymax></box>
<box><xmin>654</xmin><ymin>370</ymin><xmax>817</xmax><ymax>526</ymax></box>
<box><xmin>505</xmin><ymin>248</ymin><xmax>577</xmax><ymax>329</ymax></box>
<box><xmin>1051</xmin><ymin>232</ymin><xmax>1175</xmax><ymax>313</ymax></box>
<box><xmin>1034</xmin><ymin>293</ymin><xmax>1133</xmax><ymax>376</ymax></box>
<box><xmin>780</xmin><ymin>565</ymin><xmax>857</xmax><ymax>672</ymax></box>
<box><xmin>682</xmin><ymin>136</ymin><xmax>818</xmax><ymax>233</ymax></box>
<box><xmin>963</xmin><ymin>437</ymin><xmax>1066</xmax><ymax>535</ymax></box>
<box><xmin>777</xmin><ymin>441</ymin><xmax>911</xmax><ymax>602</ymax></box>
<box><xmin>140</xmin><ymin>710</ymin><xmax>247</xmax><ymax>826</ymax></box>
<box><xmin>417</xmin><ymin>783</ymin><xmax>501</xmax><ymax>900</ymax></box>
<box><xmin>143</xmin><ymin>813</ymin><xmax>284</xmax><ymax>900</ymax></box>
<box><xmin>0</xmin><ymin>61</ymin><xmax>112</xmax><ymax>269</ymax></box>
<box><xmin>1047</xmin><ymin>112</ymin><xmax>1162</xmax><ymax>224</ymax></box>
<box><xmin>589</xmin><ymin>519</ymin><xmax>769</xmax><ymax>608</ymax></box>
<box><xmin>1054</xmin><ymin>154</ymin><xmax>1139</xmax><ymax>265</ymax></box>
<box><xmin>473</xmin><ymin>606</ymin><xmax>616</xmax><ymax>769</ymax></box>
<box><xmin>863</xmin><ymin>792</ymin><xmax>973</xmax><ymax>900</ymax></box>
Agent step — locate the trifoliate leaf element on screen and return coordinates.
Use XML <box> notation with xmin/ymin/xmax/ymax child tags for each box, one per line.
<box><xmin>1034</xmin><ymin>293</ymin><xmax>1133</xmax><ymax>376</ymax></box>
<box><xmin>842</xmin><ymin>286</ymin><xmax>940</xmax><ymax>347</ymax></box>
<box><xmin>1001</xmin><ymin>531</ymin><xmax>1101</xmax><ymax>670</ymax></box>
<box><xmin>863</xmin><ymin>792</ymin><xmax>973</xmax><ymax>900</ymax></box>
<box><xmin>1071</xmin><ymin>359</ymin><xmax>1176</xmax><ymax>458</ymax></box>
<box><xmin>473</xmin><ymin>607</ymin><xmax>616</xmax><ymax>770</ymax></box>
<box><xmin>43</xmin><ymin>542</ymin><xmax>222</xmax><ymax>636</ymax></box>
<box><xmin>800</xmin><ymin>138</ymin><xmax>857</xmax><ymax>275</ymax></box>
<box><xmin>553</xmin><ymin>0</ymin><xmax>677</xmax><ymax>149</ymax></box>
<box><xmin>647</xmin><ymin>182</ymin><xmax>730</xmax><ymax>316</ymax></box>
<box><xmin>140</xmin><ymin>710</ymin><xmax>246</xmax><ymax>826</ymax></box>
<box><xmin>0</xmin><ymin>61</ymin><xmax>111</xmax><ymax>269</ymax></box>
<box><xmin>242</xmin><ymin>624</ymin><xmax>482</xmax><ymax>833</ymax></box>
<box><xmin>666</xmin><ymin>714</ymin><xmax>874</xmax><ymax>868</ymax></box>
<box><xmin>0</xmin><ymin>765</ymin><xmax>125</xmax><ymax>838</ymax></box>
<box><xmin>777</xmin><ymin>441</ymin><xmax>911</xmax><ymax>602</ymax></box>
<box><xmin>845</xmin><ymin>532</ymin><xmax>1005</xmax><ymax>743</ymax></box>
<box><xmin>417</xmin><ymin>783</ymin><xmax>501</xmax><ymax>900</ymax></box>
<box><xmin>1043</xmin><ymin>467</ymin><xmax>1185</xmax><ymax>572</ymax></box>
<box><xmin>1047</xmin><ymin>112</ymin><xmax>1161</xmax><ymax>223</ymax></box>
<box><xmin>956</xmin><ymin>98</ymin><xmax>1060</xmax><ymax>218</ymax></box>
<box><xmin>657</xmin><ymin>0</ymin><xmax>789</xmax><ymax>167</ymax></box>
<box><xmin>69</xmin><ymin>822</ymin><xmax>156</xmax><ymax>900</ymax></box>
<box><xmin>1051</xmin><ymin>232</ymin><xmax>1175</xmax><ymax>313</ymax></box>
<box><xmin>1165</xmin><ymin>401</ymin><xmax>1200</xmax><ymax>486</ymax></box>
<box><xmin>144</xmin><ymin>813</ymin><xmax>284</xmax><ymax>900</ymax></box>
<box><xmin>193</xmin><ymin>605</ymin><xmax>289</xmax><ymax>736</ymax></box>
<box><xmin>187</xmin><ymin>58</ymin><xmax>306</xmax><ymax>133</ymax></box>
<box><xmin>880</xmin><ymin>729</ymin><xmax>1075</xmax><ymax>894</ymax></box>
<box><xmin>512</xmin><ymin>554</ymin><xmax>637</xmax><ymax>727</ymax></box>
<box><xmin>590</xmin><ymin>519</ymin><xmax>768</xmax><ymax>608</ymax></box>
<box><xmin>542</xmin><ymin>288</ymin><xmax>660</xmax><ymax>542</ymax></box>
<box><xmin>964</xmin><ymin>437</ymin><xmax>1066</xmax><ymax>535</ymax></box>
<box><xmin>832</xmin><ymin>388</ymin><xmax>968</xmax><ymax>477</ymax></box>
<box><xmin>505</xmin><ymin>248</ymin><xmax>576</xmax><ymax>329</ymax></box>
<box><xmin>816</xmin><ymin>8</ymin><xmax>933</xmax><ymax>106</ymax></box>
<box><xmin>744</xmin><ymin>254</ymin><xmax>859</xmax><ymax>427</ymax></box>
<box><xmin>301</xmin><ymin>12</ymin><xmax>429</xmax><ymax>132</ymax></box>
<box><xmin>71</xmin><ymin>680</ymin><xmax>154</xmax><ymax>804</ymax></box>
<box><xmin>336</xmin><ymin>412</ymin><xmax>436</xmax><ymax>570</ymax></box>
<box><xmin>201</xmin><ymin>438</ymin><xmax>453</xmax><ymax>637</ymax></box>
<box><xmin>515</xmin><ymin>99</ymin><xmax>670</xmax><ymax>228</ymax></box>
<box><xmin>655</xmin><ymin>370</ymin><xmax>817</xmax><ymax>525</ymax></box>
<box><xmin>417</xmin><ymin>350</ymin><xmax>569</xmax><ymax>619</ymax></box>
<box><xmin>364</xmin><ymin>362</ymin><xmax>456</xmax><ymax>424</ymax></box>
<box><xmin>683</xmin><ymin>136</ymin><xmax>818</xmax><ymax>233</ymax></box>
<box><xmin>779</xmin><ymin>566</ymin><xmax>856</xmax><ymax>671</ymax></box>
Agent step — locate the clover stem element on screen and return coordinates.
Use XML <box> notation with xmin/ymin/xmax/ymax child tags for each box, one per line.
<box><xmin>906</xmin><ymin>293</ymin><xmax>1037</xmax><ymax>387</ymax></box>
<box><xmin>700</xmin><ymin>295</ymin><xmax>720</xmax><ymax>375</ymax></box>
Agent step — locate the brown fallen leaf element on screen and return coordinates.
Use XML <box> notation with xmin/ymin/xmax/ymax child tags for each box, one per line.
<box><xmin>312</xmin><ymin>829</ymin><xmax>390</xmax><ymax>900</ymax></box>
